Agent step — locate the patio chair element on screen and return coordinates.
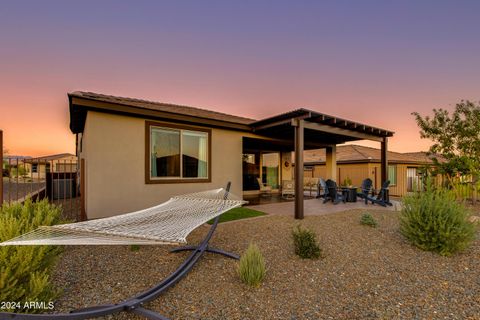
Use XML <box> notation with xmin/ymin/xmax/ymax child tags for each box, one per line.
<box><xmin>282</xmin><ymin>180</ymin><xmax>295</xmax><ymax>198</ymax></box>
<box><xmin>316</xmin><ymin>178</ymin><xmax>327</xmax><ymax>199</ymax></box>
<box><xmin>323</xmin><ymin>179</ymin><xmax>345</xmax><ymax>204</ymax></box>
<box><xmin>357</xmin><ymin>178</ymin><xmax>373</xmax><ymax>203</ymax></box>
<box><xmin>365</xmin><ymin>180</ymin><xmax>393</xmax><ymax>207</ymax></box>
<box><xmin>257</xmin><ymin>177</ymin><xmax>272</xmax><ymax>197</ymax></box>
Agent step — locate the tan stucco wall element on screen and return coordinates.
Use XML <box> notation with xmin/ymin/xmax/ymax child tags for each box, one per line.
<box><xmin>281</xmin><ymin>152</ymin><xmax>293</xmax><ymax>182</ymax></box>
<box><xmin>81</xmin><ymin>111</ymin><xmax>258</xmax><ymax>219</ymax></box>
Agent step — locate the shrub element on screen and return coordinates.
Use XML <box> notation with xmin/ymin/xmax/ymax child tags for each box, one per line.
<box><xmin>342</xmin><ymin>177</ymin><xmax>352</xmax><ymax>187</ymax></box>
<box><xmin>399</xmin><ymin>180</ymin><xmax>476</xmax><ymax>256</ymax></box>
<box><xmin>292</xmin><ymin>225</ymin><xmax>322</xmax><ymax>259</ymax></box>
<box><xmin>360</xmin><ymin>213</ymin><xmax>378</xmax><ymax>228</ymax></box>
<box><xmin>0</xmin><ymin>199</ymin><xmax>63</xmax><ymax>313</ymax></box>
<box><xmin>237</xmin><ymin>243</ymin><xmax>266</xmax><ymax>287</ymax></box>
<box><xmin>130</xmin><ymin>244</ymin><xmax>140</xmax><ymax>251</ymax></box>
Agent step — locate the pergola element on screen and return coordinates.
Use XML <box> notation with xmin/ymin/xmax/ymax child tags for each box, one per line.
<box><xmin>249</xmin><ymin>109</ymin><xmax>394</xmax><ymax>219</ymax></box>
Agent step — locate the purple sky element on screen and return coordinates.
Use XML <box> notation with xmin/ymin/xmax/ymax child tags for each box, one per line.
<box><xmin>1</xmin><ymin>0</ymin><xmax>479</xmax><ymax>156</ymax></box>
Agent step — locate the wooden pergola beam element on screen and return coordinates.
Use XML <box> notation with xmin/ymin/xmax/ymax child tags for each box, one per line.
<box><xmin>302</xmin><ymin>121</ymin><xmax>384</xmax><ymax>142</ymax></box>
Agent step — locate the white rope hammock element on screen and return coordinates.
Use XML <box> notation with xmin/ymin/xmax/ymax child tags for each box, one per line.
<box><xmin>0</xmin><ymin>188</ymin><xmax>246</xmax><ymax>246</ymax></box>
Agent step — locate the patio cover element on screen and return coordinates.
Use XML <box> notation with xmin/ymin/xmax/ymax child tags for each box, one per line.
<box><xmin>249</xmin><ymin>109</ymin><xmax>394</xmax><ymax>219</ymax></box>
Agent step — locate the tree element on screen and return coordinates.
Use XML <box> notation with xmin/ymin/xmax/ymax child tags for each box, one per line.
<box><xmin>412</xmin><ymin>100</ymin><xmax>480</xmax><ymax>200</ymax></box>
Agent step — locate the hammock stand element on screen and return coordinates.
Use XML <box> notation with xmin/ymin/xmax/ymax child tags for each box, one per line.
<box><xmin>1</xmin><ymin>183</ymin><xmax>239</xmax><ymax>320</ymax></box>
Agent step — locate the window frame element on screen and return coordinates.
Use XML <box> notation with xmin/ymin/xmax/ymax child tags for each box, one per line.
<box><xmin>145</xmin><ymin>121</ymin><xmax>211</xmax><ymax>184</ymax></box>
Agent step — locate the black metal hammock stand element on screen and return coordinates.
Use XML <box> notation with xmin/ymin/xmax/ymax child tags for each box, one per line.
<box><xmin>0</xmin><ymin>183</ymin><xmax>239</xmax><ymax>320</ymax></box>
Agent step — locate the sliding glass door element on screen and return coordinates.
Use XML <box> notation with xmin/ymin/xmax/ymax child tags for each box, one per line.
<box><xmin>242</xmin><ymin>151</ymin><xmax>281</xmax><ymax>192</ymax></box>
<box><xmin>261</xmin><ymin>152</ymin><xmax>280</xmax><ymax>190</ymax></box>
<box><xmin>242</xmin><ymin>153</ymin><xmax>260</xmax><ymax>191</ymax></box>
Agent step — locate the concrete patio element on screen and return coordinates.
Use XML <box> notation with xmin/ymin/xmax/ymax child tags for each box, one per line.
<box><xmin>247</xmin><ymin>197</ymin><xmax>401</xmax><ymax>216</ymax></box>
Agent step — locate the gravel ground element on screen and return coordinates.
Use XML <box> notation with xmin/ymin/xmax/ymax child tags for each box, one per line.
<box><xmin>51</xmin><ymin>210</ymin><xmax>480</xmax><ymax>319</ymax></box>
<box><xmin>54</xmin><ymin>197</ymin><xmax>81</xmax><ymax>221</ymax></box>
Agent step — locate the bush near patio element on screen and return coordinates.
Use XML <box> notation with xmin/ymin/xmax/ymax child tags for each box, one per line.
<box><xmin>360</xmin><ymin>213</ymin><xmax>378</xmax><ymax>228</ymax></box>
<box><xmin>0</xmin><ymin>199</ymin><xmax>63</xmax><ymax>313</ymax></box>
<box><xmin>237</xmin><ymin>243</ymin><xmax>266</xmax><ymax>287</ymax></box>
<box><xmin>400</xmin><ymin>180</ymin><xmax>476</xmax><ymax>256</ymax></box>
<box><xmin>292</xmin><ymin>225</ymin><xmax>323</xmax><ymax>259</ymax></box>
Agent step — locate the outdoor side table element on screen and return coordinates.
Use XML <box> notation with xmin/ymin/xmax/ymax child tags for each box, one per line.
<box><xmin>342</xmin><ymin>187</ymin><xmax>357</xmax><ymax>202</ymax></box>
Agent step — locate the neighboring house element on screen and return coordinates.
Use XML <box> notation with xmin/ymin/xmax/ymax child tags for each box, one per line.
<box><xmin>69</xmin><ymin>91</ymin><xmax>394</xmax><ymax>219</ymax></box>
<box><xmin>304</xmin><ymin>145</ymin><xmax>439</xmax><ymax>196</ymax></box>
<box><xmin>23</xmin><ymin>153</ymin><xmax>77</xmax><ymax>179</ymax></box>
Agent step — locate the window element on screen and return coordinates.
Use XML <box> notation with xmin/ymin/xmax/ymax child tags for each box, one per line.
<box><xmin>146</xmin><ymin>121</ymin><xmax>210</xmax><ymax>183</ymax></box>
<box><xmin>388</xmin><ymin>164</ymin><xmax>397</xmax><ymax>185</ymax></box>
<box><xmin>262</xmin><ymin>153</ymin><xmax>280</xmax><ymax>189</ymax></box>
<box><xmin>32</xmin><ymin>163</ymin><xmax>38</xmax><ymax>173</ymax></box>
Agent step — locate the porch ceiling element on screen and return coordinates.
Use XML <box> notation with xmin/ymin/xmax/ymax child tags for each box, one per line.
<box><xmin>243</xmin><ymin>131</ymin><xmax>337</xmax><ymax>152</ymax></box>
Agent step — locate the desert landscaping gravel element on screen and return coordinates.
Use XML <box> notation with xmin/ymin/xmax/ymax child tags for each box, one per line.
<box><xmin>51</xmin><ymin>209</ymin><xmax>480</xmax><ymax>319</ymax></box>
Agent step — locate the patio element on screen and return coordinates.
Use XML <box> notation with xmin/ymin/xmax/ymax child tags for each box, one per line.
<box><xmin>245</xmin><ymin>108</ymin><xmax>394</xmax><ymax>219</ymax></box>
<box><xmin>246</xmin><ymin>196</ymin><xmax>400</xmax><ymax>216</ymax></box>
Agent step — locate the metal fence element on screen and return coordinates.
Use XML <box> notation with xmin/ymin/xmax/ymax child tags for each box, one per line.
<box><xmin>1</xmin><ymin>130</ymin><xmax>82</xmax><ymax>221</ymax></box>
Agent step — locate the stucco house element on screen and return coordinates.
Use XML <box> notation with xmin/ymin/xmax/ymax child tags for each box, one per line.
<box><xmin>69</xmin><ymin>92</ymin><xmax>394</xmax><ymax>219</ymax></box>
<box><xmin>304</xmin><ymin>145</ymin><xmax>438</xmax><ymax>196</ymax></box>
<box><xmin>23</xmin><ymin>153</ymin><xmax>77</xmax><ymax>179</ymax></box>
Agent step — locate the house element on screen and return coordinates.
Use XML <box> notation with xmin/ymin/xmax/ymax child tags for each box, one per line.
<box><xmin>69</xmin><ymin>91</ymin><xmax>394</xmax><ymax>219</ymax></box>
<box><xmin>304</xmin><ymin>145</ymin><xmax>438</xmax><ymax>196</ymax></box>
<box><xmin>23</xmin><ymin>153</ymin><xmax>77</xmax><ymax>179</ymax></box>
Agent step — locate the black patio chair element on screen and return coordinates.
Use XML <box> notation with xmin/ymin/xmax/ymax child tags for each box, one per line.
<box><xmin>316</xmin><ymin>178</ymin><xmax>327</xmax><ymax>199</ymax></box>
<box><xmin>323</xmin><ymin>179</ymin><xmax>345</xmax><ymax>204</ymax></box>
<box><xmin>357</xmin><ymin>178</ymin><xmax>373</xmax><ymax>203</ymax></box>
<box><xmin>365</xmin><ymin>180</ymin><xmax>393</xmax><ymax>207</ymax></box>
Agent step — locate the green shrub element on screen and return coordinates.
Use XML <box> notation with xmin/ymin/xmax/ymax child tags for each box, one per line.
<box><xmin>130</xmin><ymin>244</ymin><xmax>140</xmax><ymax>251</ymax></box>
<box><xmin>0</xmin><ymin>199</ymin><xmax>63</xmax><ymax>313</ymax></box>
<box><xmin>292</xmin><ymin>225</ymin><xmax>322</xmax><ymax>259</ymax></box>
<box><xmin>237</xmin><ymin>243</ymin><xmax>266</xmax><ymax>287</ymax></box>
<box><xmin>400</xmin><ymin>180</ymin><xmax>476</xmax><ymax>256</ymax></box>
<box><xmin>360</xmin><ymin>213</ymin><xmax>378</xmax><ymax>228</ymax></box>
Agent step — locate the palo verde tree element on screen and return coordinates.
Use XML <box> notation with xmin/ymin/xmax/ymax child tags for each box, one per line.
<box><xmin>412</xmin><ymin>100</ymin><xmax>480</xmax><ymax>200</ymax></box>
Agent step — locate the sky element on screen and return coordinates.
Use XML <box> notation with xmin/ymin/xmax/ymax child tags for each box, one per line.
<box><xmin>1</xmin><ymin>0</ymin><xmax>479</xmax><ymax>156</ymax></box>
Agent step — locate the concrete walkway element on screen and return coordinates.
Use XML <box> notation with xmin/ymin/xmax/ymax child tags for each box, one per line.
<box><xmin>247</xmin><ymin>198</ymin><xmax>401</xmax><ymax>216</ymax></box>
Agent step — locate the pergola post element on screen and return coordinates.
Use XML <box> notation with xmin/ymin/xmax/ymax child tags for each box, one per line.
<box><xmin>325</xmin><ymin>145</ymin><xmax>337</xmax><ymax>181</ymax></box>
<box><xmin>381</xmin><ymin>137</ymin><xmax>388</xmax><ymax>183</ymax></box>
<box><xmin>294</xmin><ymin>119</ymin><xmax>304</xmax><ymax>220</ymax></box>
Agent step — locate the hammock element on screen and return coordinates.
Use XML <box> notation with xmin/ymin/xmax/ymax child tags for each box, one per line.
<box><xmin>0</xmin><ymin>188</ymin><xmax>246</xmax><ymax>246</ymax></box>
<box><xmin>0</xmin><ymin>183</ymin><xmax>246</xmax><ymax>320</ymax></box>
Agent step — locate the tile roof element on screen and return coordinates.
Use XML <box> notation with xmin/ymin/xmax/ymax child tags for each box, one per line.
<box><xmin>70</xmin><ymin>91</ymin><xmax>255</xmax><ymax>125</ymax></box>
<box><xmin>304</xmin><ymin>145</ymin><xmax>439</xmax><ymax>164</ymax></box>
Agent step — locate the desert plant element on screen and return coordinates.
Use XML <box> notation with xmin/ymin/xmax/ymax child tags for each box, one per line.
<box><xmin>0</xmin><ymin>199</ymin><xmax>63</xmax><ymax>312</ymax></box>
<box><xmin>360</xmin><ymin>213</ymin><xmax>378</xmax><ymax>228</ymax></box>
<box><xmin>292</xmin><ymin>225</ymin><xmax>322</xmax><ymax>259</ymax></box>
<box><xmin>130</xmin><ymin>244</ymin><xmax>140</xmax><ymax>251</ymax></box>
<box><xmin>400</xmin><ymin>180</ymin><xmax>476</xmax><ymax>256</ymax></box>
<box><xmin>342</xmin><ymin>177</ymin><xmax>352</xmax><ymax>187</ymax></box>
<box><xmin>237</xmin><ymin>243</ymin><xmax>266</xmax><ymax>287</ymax></box>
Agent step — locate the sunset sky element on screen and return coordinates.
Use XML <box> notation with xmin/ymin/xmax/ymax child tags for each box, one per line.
<box><xmin>1</xmin><ymin>1</ymin><xmax>479</xmax><ymax>157</ymax></box>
